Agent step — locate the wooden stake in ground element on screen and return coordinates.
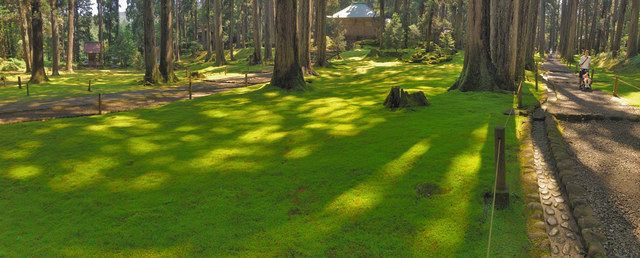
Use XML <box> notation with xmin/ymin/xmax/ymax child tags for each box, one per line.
<box><xmin>494</xmin><ymin>126</ymin><xmax>509</xmax><ymax>209</ymax></box>
<box><xmin>98</xmin><ymin>93</ymin><xmax>102</xmax><ymax>114</ymax></box>
<box><xmin>188</xmin><ymin>77</ymin><xmax>192</xmax><ymax>100</ymax></box>
<box><xmin>614</xmin><ymin>76</ymin><xmax>619</xmax><ymax>97</ymax></box>
<box><xmin>88</xmin><ymin>80</ymin><xmax>92</xmax><ymax>91</ymax></box>
<box><xmin>18</xmin><ymin>76</ymin><xmax>22</xmax><ymax>89</ymax></box>
<box><xmin>517</xmin><ymin>81</ymin><xmax>524</xmax><ymax>109</ymax></box>
<box><xmin>26</xmin><ymin>82</ymin><xmax>30</xmax><ymax>96</ymax></box>
<box><xmin>244</xmin><ymin>73</ymin><xmax>248</xmax><ymax>85</ymax></box>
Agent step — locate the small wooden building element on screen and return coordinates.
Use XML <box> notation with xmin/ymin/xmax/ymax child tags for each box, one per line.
<box><xmin>84</xmin><ymin>42</ymin><xmax>101</xmax><ymax>67</ymax></box>
<box><xmin>329</xmin><ymin>3</ymin><xmax>381</xmax><ymax>41</ymax></box>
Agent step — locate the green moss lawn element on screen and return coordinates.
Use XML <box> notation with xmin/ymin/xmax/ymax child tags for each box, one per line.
<box><xmin>0</xmin><ymin>50</ymin><xmax>531</xmax><ymax>256</ymax></box>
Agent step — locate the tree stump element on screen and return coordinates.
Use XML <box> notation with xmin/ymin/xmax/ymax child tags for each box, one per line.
<box><xmin>384</xmin><ymin>86</ymin><xmax>430</xmax><ymax>109</ymax></box>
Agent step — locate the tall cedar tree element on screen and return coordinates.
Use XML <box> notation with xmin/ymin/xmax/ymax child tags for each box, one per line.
<box><xmin>228</xmin><ymin>0</ymin><xmax>235</xmax><ymax>61</ymax></box>
<box><xmin>379</xmin><ymin>0</ymin><xmax>385</xmax><ymax>48</ymax></box>
<box><xmin>450</xmin><ymin>0</ymin><xmax>512</xmax><ymax>91</ymax></box>
<box><xmin>66</xmin><ymin>0</ymin><xmax>74</xmax><ymax>71</ymax></box>
<box><xmin>18</xmin><ymin>0</ymin><xmax>31</xmax><ymax>72</ymax></box>
<box><xmin>160</xmin><ymin>0</ymin><xmax>177</xmax><ymax>82</ymax></box>
<box><xmin>537</xmin><ymin>0</ymin><xmax>545</xmax><ymax>56</ymax></box>
<box><xmin>271</xmin><ymin>0</ymin><xmax>306</xmax><ymax>90</ymax></box>
<box><xmin>250</xmin><ymin>0</ymin><xmax>262</xmax><ymax>64</ymax></box>
<box><xmin>213</xmin><ymin>0</ymin><xmax>225</xmax><ymax>65</ymax></box>
<box><xmin>612</xmin><ymin>0</ymin><xmax>628</xmax><ymax>56</ymax></box>
<box><xmin>314</xmin><ymin>0</ymin><xmax>327</xmax><ymax>66</ymax></box>
<box><xmin>29</xmin><ymin>0</ymin><xmax>47</xmax><ymax>83</ymax></box>
<box><xmin>628</xmin><ymin>0</ymin><xmax>639</xmax><ymax>58</ymax></box>
<box><xmin>298</xmin><ymin>0</ymin><xmax>315</xmax><ymax>75</ymax></box>
<box><xmin>143</xmin><ymin>0</ymin><xmax>159</xmax><ymax>84</ymax></box>
<box><xmin>97</xmin><ymin>0</ymin><xmax>103</xmax><ymax>65</ymax></box>
<box><xmin>49</xmin><ymin>0</ymin><xmax>60</xmax><ymax>75</ymax></box>
<box><xmin>264</xmin><ymin>0</ymin><xmax>273</xmax><ymax>61</ymax></box>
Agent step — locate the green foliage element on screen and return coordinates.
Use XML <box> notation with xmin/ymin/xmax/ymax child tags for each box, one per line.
<box><xmin>182</xmin><ymin>41</ymin><xmax>204</xmax><ymax>57</ymax></box>
<box><xmin>0</xmin><ymin>58</ymin><xmax>26</xmax><ymax>71</ymax></box>
<box><xmin>104</xmin><ymin>27</ymin><xmax>140</xmax><ymax>68</ymax></box>
<box><xmin>384</xmin><ymin>13</ymin><xmax>404</xmax><ymax>51</ymax></box>
<box><xmin>327</xmin><ymin>19</ymin><xmax>347</xmax><ymax>52</ymax></box>
<box><xmin>407</xmin><ymin>43</ymin><xmax>454</xmax><ymax>65</ymax></box>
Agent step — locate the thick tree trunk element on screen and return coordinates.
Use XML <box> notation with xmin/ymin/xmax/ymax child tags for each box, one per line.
<box><xmin>628</xmin><ymin>0</ymin><xmax>639</xmax><ymax>58</ymax></box>
<box><xmin>241</xmin><ymin>2</ymin><xmax>247</xmax><ymax>48</ymax></box>
<box><xmin>160</xmin><ymin>0</ymin><xmax>177</xmax><ymax>82</ymax></box>
<box><xmin>143</xmin><ymin>0</ymin><xmax>159</xmax><ymax>84</ymax></box>
<box><xmin>490</xmin><ymin>0</ymin><xmax>515</xmax><ymax>84</ymax></box>
<box><xmin>549</xmin><ymin>1</ymin><xmax>559</xmax><ymax>52</ymax></box>
<box><xmin>205</xmin><ymin>0</ymin><xmax>212</xmax><ymax>59</ymax></box>
<box><xmin>271</xmin><ymin>0</ymin><xmax>306</xmax><ymax>91</ymax></box>
<box><xmin>49</xmin><ymin>0</ymin><xmax>60</xmax><ymax>76</ymax></box>
<box><xmin>213</xmin><ymin>0</ymin><xmax>225</xmax><ymax>65</ymax></box>
<box><xmin>229</xmin><ymin>0</ymin><xmax>235</xmax><ymax>61</ymax></box>
<box><xmin>537</xmin><ymin>0</ymin><xmax>546</xmax><ymax>56</ymax></box>
<box><xmin>401</xmin><ymin>0</ymin><xmax>409</xmax><ymax>48</ymax></box>
<box><xmin>560</xmin><ymin>0</ymin><xmax>578</xmax><ymax>61</ymax></box>
<box><xmin>525</xmin><ymin>0</ymin><xmax>540</xmax><ymax>70</ymax></box>
<box><xmin>298</xmin><ymin>0</ymin><xmax>314</xmax><ymax>74</ymax></box>
<box><xmin>18</xmin><ymin>0</ymin><xmax>31</xmax><ymax>72</ymax></box>
<box><xmin>29</xmin><ymin>0</ymin><xmax>47</xmax><ymax>84</ymax></box>
<box><xmin>264</xmin><ymin>0</ymin><xmax>273</xmax><ymax>61</ymax></box>
<box><xmin>595</xmin><ymin>0</ymin><xmax>612</xmax><ymax>52</ymax></box>
<box><xmin>314</xmin><ymin>0</ymin><xmax>327</xmax><ymax>66</ymax></box>
<box><xmin>612</xmin><ymin>0</ymin><xmax>628</xmax><ymax>56</ymax></box>
<box><xmin>175</xmin><ymin>0</ymin><xmax>180</xmax><ymax>61</ymax></box>
<box><xmin>250</xmin><ymin>0</ymin><xmax>262</xmax><ymax>64</ymax></box>
<box><xmin>379</xmin><ymin>0</ymin><xmax>385</xmax><ymax>48</ymax></box>
<box><xmin>451</xmin><ymin>0</ymin><xmax>510</xmax><ymax>92</ymax></box>
<box><xmin>609</xmin><ymin>0</ymin><xmax>620</xmax><ymax>51</ymax></box>
<box><xmin>66</xmin><ymin>0</ymin><xmax>76</xmax><ymax>72</ymax></box>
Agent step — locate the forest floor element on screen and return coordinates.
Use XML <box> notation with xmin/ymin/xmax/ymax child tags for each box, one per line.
<box><xmin>0</xmin><ymin>50</ymin><xmax>539</xmax><ymax>256</ymax></box>
<box><xmin>542</xmin><ymin>57</ymin><xmax>640</xmax><ymax>256</ymax></box>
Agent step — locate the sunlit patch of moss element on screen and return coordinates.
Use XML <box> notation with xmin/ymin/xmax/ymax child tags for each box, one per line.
<box><xmin>6</xmin><ymin>165</ymin><xmax>41</xmax><ymax>180</ymax></box>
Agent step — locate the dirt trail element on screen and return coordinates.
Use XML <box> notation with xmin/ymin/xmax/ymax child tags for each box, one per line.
<box><xmin>0</xmin><ymin>73</ymin><xmax>271</xmax><ymax>124</ymax></box>
<box><xmin>542</xmin><ymin>57</ymin><xmax>640</xmax><ymax>256</ymax></box>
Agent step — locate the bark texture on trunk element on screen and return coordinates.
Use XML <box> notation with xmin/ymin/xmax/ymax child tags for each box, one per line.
<box><xmin>19</xmin><ymin>0</ymin><xmax>32</xmax><ymax>72</ymax></box>
<box><xmin>314</xmin><ymin>0</ymin><xmax>327</xmax><ymax>66</ymax></box>
<box><xmin>97</xmin><ymin>0</ymin><xmax>104</xmax><ymax>66</ymax></box>
<box><xmin>29</xmin><ymin>0</ymin><xmax>47</xmax><ymax>84</ymax></box>
<box><xmin>229</xmin><ymin>0</ymin><xmax>235</xmax><ymax>61</ymax></box>
<box><xmin>205</xmin><ymin>0</ymin><xmax>211</xmax><ymax>59</ymax></box>
<box><xmin>451</xmin><ymin>0</ymin><xmax>510</xmax><ymax>92</ymax></box>
<box><xmin>264</xmin><ymin>0</ymin><xmax>273</xmax><ymax>61</ymax></box>
<box><xmin>49</xmin><ymin>0</ymin><xmax>60</xmax><ymax>75</ymax></box>
<box><xmin>213</xmin><ymin>0</ymin><xmax>226</xmax><ymax>65</ymax></box>
<box><xmin>271</xmin><ymin>0</ymin><xmax>306</xmax><ymax>91</ymax></box>
<box><xmin>66</xmin><ymin>0</ymin><xmax>74</xmax><ymax>71</ymax></box>
<box><xmin>490</xmin><ymin>0</ymin><xmax>515</xmax><ymax>85</ymax></box>
<box><xmin>250</xmin><ymin>0</ymin><xmax>262</xmax><ymax>64</ymax></box>
<box><xmin>297</xmin><ymin>0</ymin><xmax>314</xmax><ymax>74</ymax></box>
<box><xmin>537</xmin><ymin>0</ymin><xmax>546</xmax><ymax>56</ymax></box>
<box><xmin>612</xmin><ymin>0</ymin><xmax>628</xmax><ymax>56</ymax></box>
<box><xmin>628</xmin><ymin>0</ymin><xmax>639</xmax><ymax>58</ymax></box>
<box><xmin>143</xmin><ymin>0</ymin><xmax>159</xmax><ymax>84</ymax></box>
<box><xmin>160</xmin><ymin>0</ymin><xmax>177</xmax><ymax>82</ymax></box>
<box><xmin>379</xmin><ymin>0</ymin><xmax>385</xmax><ymax>48</ymax></box>
<box><xmin>525</xmin><ymin>0</ymin><xmax>540</xmax><ymax>70</ymax></box>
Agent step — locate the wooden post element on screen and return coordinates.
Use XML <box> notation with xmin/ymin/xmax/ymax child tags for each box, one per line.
<box><xmin>591</xmin><ymin>68</ymin><xmax>595</xmax><ymax>81</ymax></box>
<box><xmin>534</xmin><ymin>63</ymin><xmax>539</xmax><ymax>91</ymax></box>
<box><xmin>614</xmin><ymin>76</ymin><xmax>619</xmax><ymax>97</ymax></box>
<box><xmin>494</xmin><ymin>126</ymin><xmax>509</xmax><ymax>209</ymax></box>
<box><xmin>2</xmin><ymin>77</ymin><xmax>5</xmax><ymax>87</ymax></box>
<box><xmin>26</xmin><ymin>82</ymin><xmax>30</xmax><ymax>96</ymax></box>
<box><xmin>98</xmin><ymin>93</ymin><xmax>102</xmax><ymax>114</ymax></box>
<box><xmin>188</xmin><ymin>77</ymin><xmax>192</xmax><ymax>100</ymax></box>
<box><xmin>517</xmin><ymin>81</ymin><xmax>523</xmax><ymax>109</ymax></box>
<box><xmin>88</xmin><ymin>80</ymin><xmax>92</xmax><ymax>92</ymax></box>
<box><xmin>224</xmin><ymin>66</ymin><xmax>228</xmax><ymax>75</ymax></box>
<box><xmin>244</xmin><ymin>73</ymin><xmax>248</xmax><ymax>85</ymax></box>
<box><xmin>18</xmin><ymin>76</ymin><xmax>22</xmax><ymax>89</ymax></box>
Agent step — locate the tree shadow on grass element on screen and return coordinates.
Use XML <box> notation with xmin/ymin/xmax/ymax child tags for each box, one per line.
<box><xmin>0</xmin><ymin>54</ymin><xmax>527</xmax><ymax>256</ymax></box>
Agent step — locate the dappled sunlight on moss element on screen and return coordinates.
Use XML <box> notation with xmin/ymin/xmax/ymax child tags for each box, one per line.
<box><xmin>49</xmin><ymin>157</ymin><xmax>116</xmax><ymax>192</ymax></box>
<box><xmin>6</xmin><ymin>165</ymin><xmax>41</xmax><ymax>180</ymax></box>
<box><xmin>107</xmin><ymin>172</ymin><xmax>170</xmax><ymax>192</ymax></box>
<box><xmin>128</xmin><ymin>137</ymin><xmax>163</xmax><ymax>155</ymax></box>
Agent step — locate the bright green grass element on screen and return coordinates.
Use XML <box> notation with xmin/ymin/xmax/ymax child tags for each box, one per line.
<box><xmin>183</xmin><ymin>48</ymin><xmax>274</xmax><ymax>81</ymax></box>
<box><xmin>0</xmin><ymin>50</ymin><xmax>530</xmax><ymax>256</ymax></box>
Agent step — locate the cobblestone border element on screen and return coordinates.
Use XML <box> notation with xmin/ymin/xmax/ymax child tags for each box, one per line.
<box><xmin>517</xmin><ymin>117</ymin><xmax>551</xmax><ymax>256</ymax></box>
<box><xmin>544</xmin><ymin>113</ymin><xmax>607</xmax><ymax>257</ymax></box>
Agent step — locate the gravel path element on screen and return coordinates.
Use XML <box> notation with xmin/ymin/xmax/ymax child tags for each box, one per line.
<box><xmin>0</xmin><ymin>73</ymin><xmax>271</xmax><ymax>124</ymax></box>
<box><xmin>542</xmin><ymin>57</ymin><xmax>640</xmax><ymax>256</ymax></box>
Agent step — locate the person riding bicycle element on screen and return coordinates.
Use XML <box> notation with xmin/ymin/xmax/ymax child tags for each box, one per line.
<box><xmin>579</xmin><ymin>50</ymin><xmax>591</xmax><ymax>90</ymax></box>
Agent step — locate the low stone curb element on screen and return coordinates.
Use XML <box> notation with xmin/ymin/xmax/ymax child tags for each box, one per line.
<box><xmin>543</xmin><ymin>113</ymin><xmax>607</xmax><ymax>257</ymax></box>
<box><xmin>517</xmin><ymin>118</ymin><xmax>551</xmax><ymax>257</ymax></box>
